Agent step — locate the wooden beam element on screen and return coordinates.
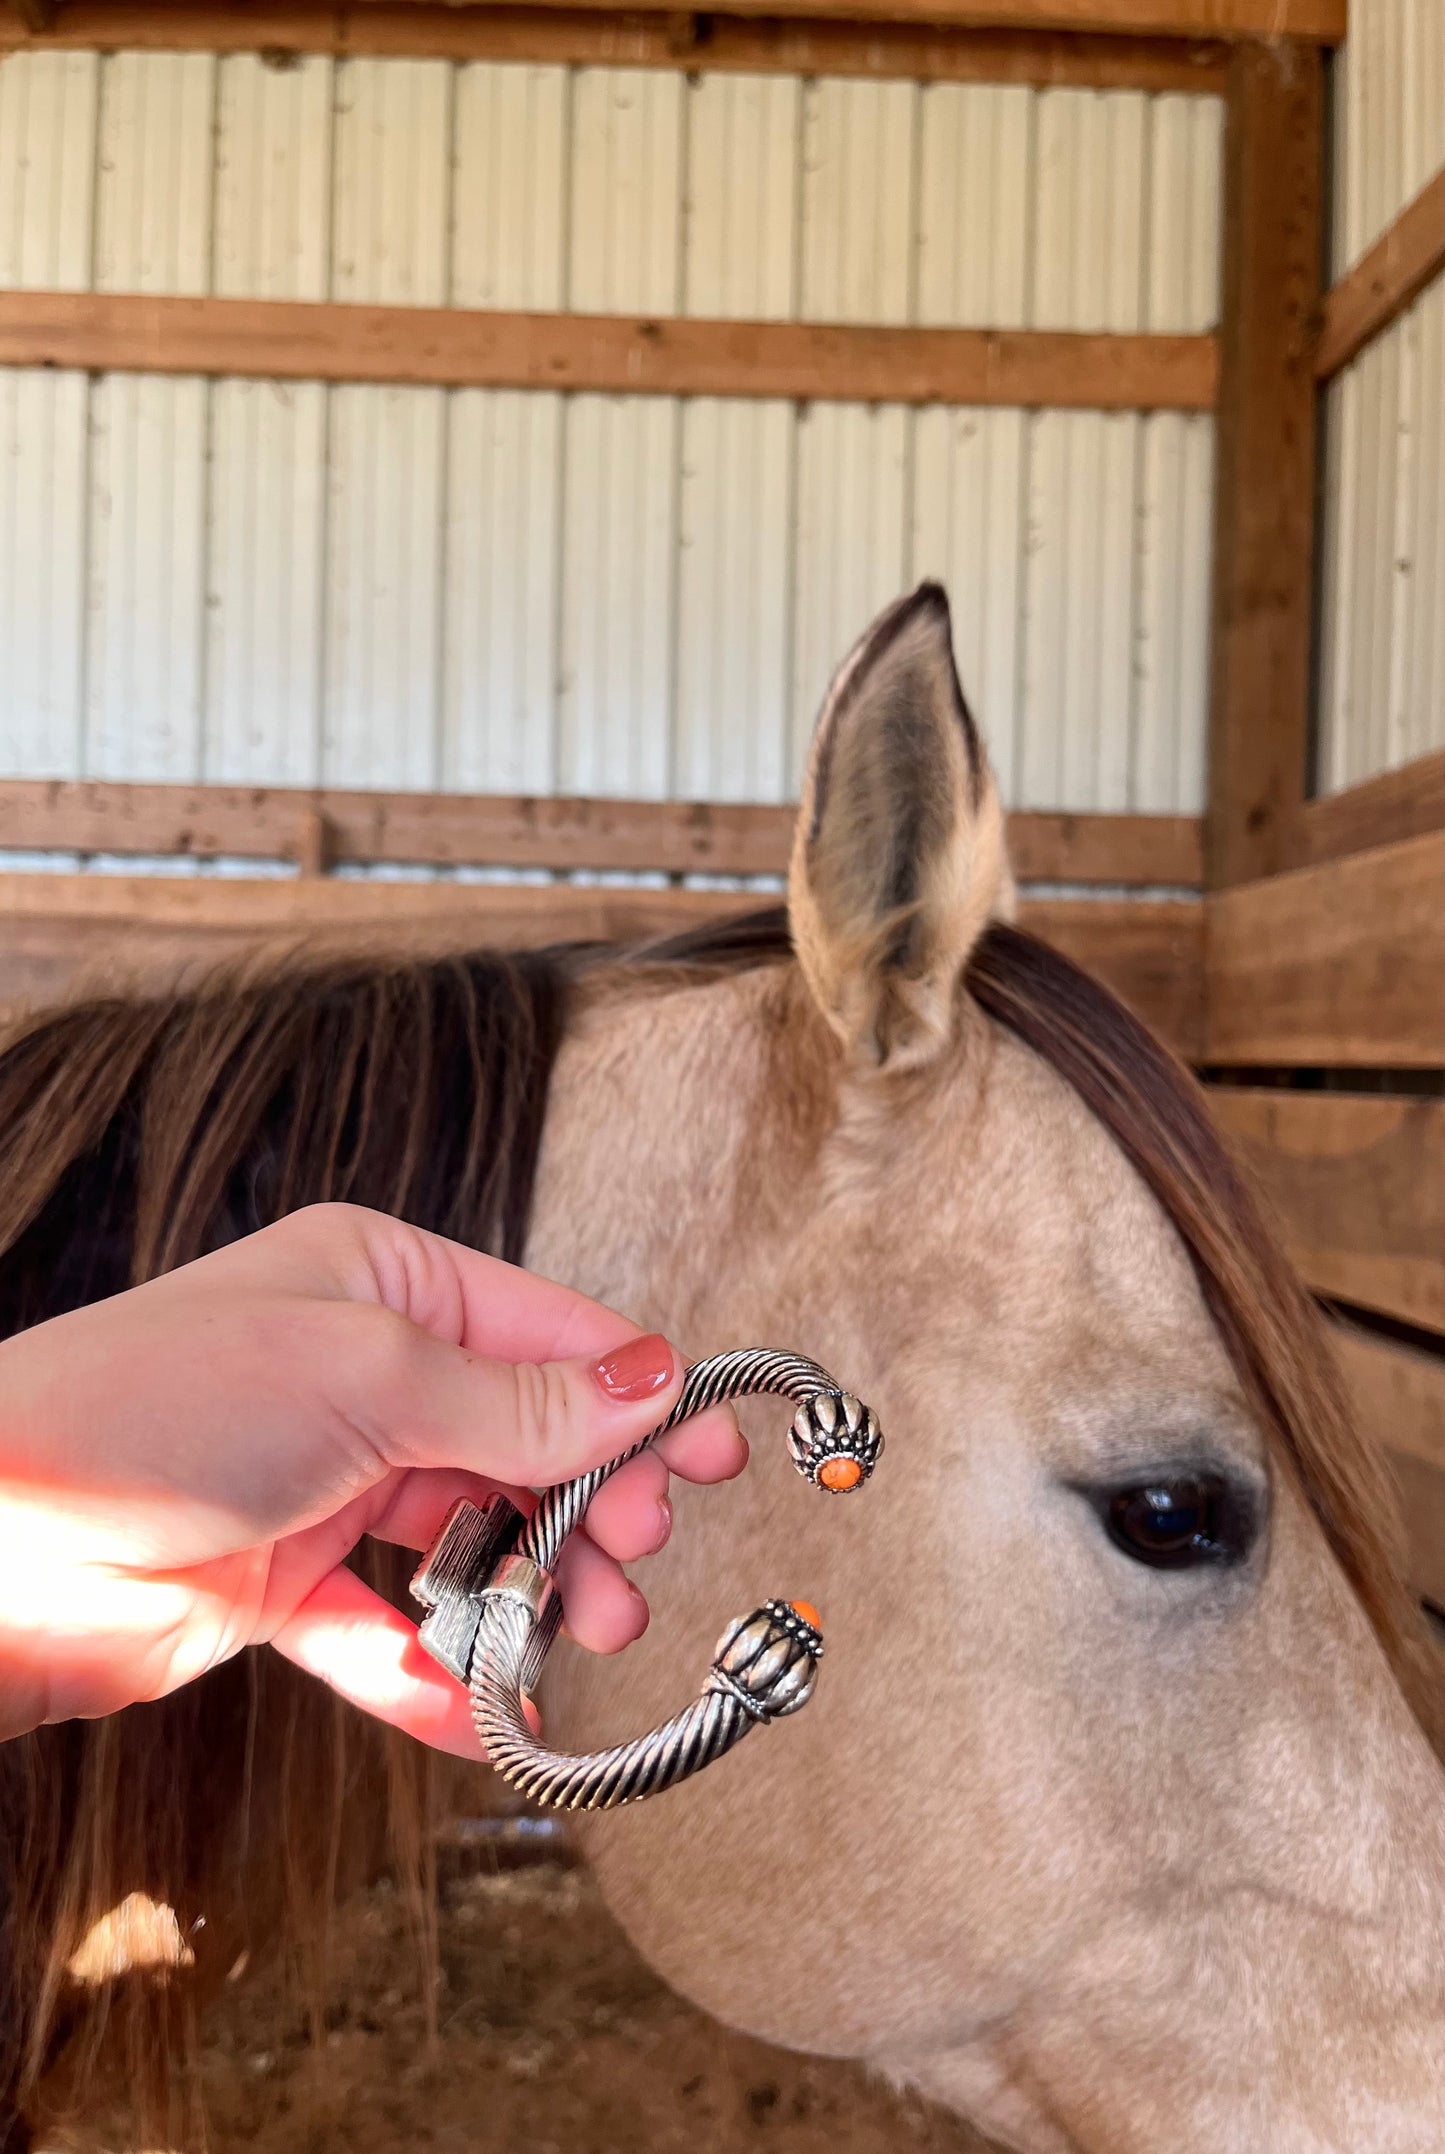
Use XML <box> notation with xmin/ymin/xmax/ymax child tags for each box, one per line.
<box><xmin>1314</xmin><ymin>170</ymin><xmax>1445</xmax><ymax>381</ymax></box>
<box><xmin>0</xmin><ymin>292</ymin><xmax>1217</xmax><ymax>413</ymax></box>
<box><xmin>0</xmin><ymin>781</ymin><xmax>1204</xmax><ymax>887</ymax></box>
<box><xmin>1285</xmin><ymin>751</ymin><xmax>1445</xmax><ymax>870</ymax></box>
<box><xmin>349</xmin><ymin>0</ymin><xmax>1345</xmax><ymax>38</ymax></box>
<box><xmin>1211</xmin><ymin>1089</ymin><xmax>1445</xmax><ymax>1332</ymax></box>
<box><xmin>1205</xmin><ymin>40</ymin><xmax>1323</xmax><ymax>887</ymax></box>
<box><xmin>0</xmin><ymin>874</ymin><xmax>1204</xmax><ymax>1057</ymax></box>
<box><xmin>1330</xmin><ymin>1320</ymin><xmax>1444</xmax><ymax>1607</ymax></box>
<box><xmin>0</xmin><ymin>3</ymin><xmax>1233</xmax><ymax>91</ymax></box>
<box><xmin>1205</xmin><ymin>832</ymin><xmax>1445</xmax><ymax>1067</ymax></box>
<box><xmin>1027</xmin><ymin>896</ymin><xmax>1204</xmax><ymax>1058</ymax></box>
<box><xmin>0</xmin><ymin>0</ymin><xmax>1340</xmax><ymax>53</ymax></box>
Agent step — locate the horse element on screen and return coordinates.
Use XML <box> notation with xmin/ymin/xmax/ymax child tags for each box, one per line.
<box><xmin>0</xmin><ymin>584</ymin><xmax>1439</xmax><ymax>2153</ymax></box>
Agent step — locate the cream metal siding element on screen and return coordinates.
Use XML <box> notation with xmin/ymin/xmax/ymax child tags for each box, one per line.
<box><xmin>1330</xmin><ymin>0</ymin><xmax>1444</xmax><ymax>275</ymax></box>
<box><xmin>1317</xmin><ymin>0</ymin><xmax>1445</xmax><ymax>792</ymax></box>
<box><xmin>0</xmin><ymin>46</ymin><xmax>1223</xmax><ymax>832</ymax></box>
<box><xmin>1318</xmin><ymin>281</ymin><xmax>1444</xmax><ymax>790</ymax></box>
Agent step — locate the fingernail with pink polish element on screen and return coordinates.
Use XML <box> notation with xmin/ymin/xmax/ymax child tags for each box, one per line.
<box><xmin>650</xmin><ymin>1495</ymin><xmax>673</xmax><ymax>1553</ymax></box>
<box><xmin>590</xmin><ymin>1333</ymin><xmax>676</xmax><ymax>1403</ymax></box>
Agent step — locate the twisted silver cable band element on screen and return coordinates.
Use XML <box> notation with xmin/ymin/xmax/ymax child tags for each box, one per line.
<box><xmin>459</xmin><ymin>1348</ymin><xmax>881</xmax><ymax>1812</ymax></box>
<box><xmin>517</xmin><ymin>1349</ymin><xmax>840</xmax><ymax>1573</ymax></box>
<box><xmin>472</xmin><ymin>1594</ymin><xmax>755</xmax><ymax>1811</ymax></box>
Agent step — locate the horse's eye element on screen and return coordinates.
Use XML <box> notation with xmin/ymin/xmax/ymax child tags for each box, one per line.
<box><xmin>1104</xmin><ymin>1476</ymin><xmax>1243</xmax><ymax>1570</ymax></box>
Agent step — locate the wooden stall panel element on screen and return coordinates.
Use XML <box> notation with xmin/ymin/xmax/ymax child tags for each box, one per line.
<box><xmin>1288</xmin><ymin>750</ymin><xmax>1445</xmax><ymax>868</ymax></box>
<box><xmin>1212</xmin><ymin>1089</ymin><xmax>1445</xmax><ymax>1332</ymax></box>
<box><xmin>0</xmin><ymin>875</ymin><xmax>1203</xmax><ymax>1059</ymax></box>
<box><xmin>1205</xmin><ymin>832</ymin><xmax>1445</xmax><ymax>1067</ymax></box>
<box><xmin>0</xmin><ymin>783</ymin><xmax>1202</xmax><ymax>886</ymax></box>
<box><xmin>1331</xmin><ymin>1319</ymin><xmax>1445</xmax><ymax>1608</ymax></box>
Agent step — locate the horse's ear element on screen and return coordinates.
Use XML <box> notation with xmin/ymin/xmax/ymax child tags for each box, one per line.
<box><xmin>789</xmin><ymin>582</ymin><xmax>1014</xmax><ymax>1070</ymax></box>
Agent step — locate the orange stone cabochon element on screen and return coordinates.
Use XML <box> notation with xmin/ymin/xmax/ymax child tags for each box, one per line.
<box><xmin>818</xmin><ymin>1456</ymin><xmax>864</xmax><ymax>1492</ymax></box>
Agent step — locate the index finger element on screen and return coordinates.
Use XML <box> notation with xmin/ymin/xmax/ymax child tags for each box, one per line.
<box><xmin>356</xmin><ymin>1209</ymin><xmax>664</xmax><ymax>1364</ymax></box>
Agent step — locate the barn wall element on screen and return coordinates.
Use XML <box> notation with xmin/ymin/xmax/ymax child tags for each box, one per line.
<box><xmin>0</xmin><ymin>47</ymin><xmax>1221</xmax><ymax>825</ymax></box>
<box><xmin>1316</xmin><ymin>0</ymin><xmax>1444</xmax><ymax>793</ymax></box>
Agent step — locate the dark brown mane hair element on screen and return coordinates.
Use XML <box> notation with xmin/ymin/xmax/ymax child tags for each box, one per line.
<box><xmin>0</xmin><ymin>909</ymin><xmax>1432</xmax><ymax>2141</ymax></box>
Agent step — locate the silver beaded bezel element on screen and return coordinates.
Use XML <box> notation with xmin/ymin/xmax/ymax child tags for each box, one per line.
<box><xmin>786</xmin><ymin>1389</ymin><xmax>884</xmax><ymax>1492</ymax></box>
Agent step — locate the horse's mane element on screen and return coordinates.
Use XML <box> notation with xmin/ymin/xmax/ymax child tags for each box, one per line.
<box><xmin>0</xmin><ymin>908</ymin><xmax>1432</xmax><ymax>2137</ymax></box>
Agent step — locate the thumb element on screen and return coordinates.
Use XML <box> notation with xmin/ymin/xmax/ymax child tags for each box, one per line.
<box><xmin>352</xmin><ymin>1318</ymin><xmax>687</xmax><ymax>1488</ymax></box>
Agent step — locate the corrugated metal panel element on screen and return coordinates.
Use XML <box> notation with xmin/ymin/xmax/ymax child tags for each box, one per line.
<box><xmin>559</xmin><ymin>392</ymin><xmax>679</xmax><ymax>796</ymax></box>
<box><xmin>675</xmin><ymin>73</ymin><xmax>799</xmax><ymax>801</ymax></box>
<box><xmin>444</xmin><ymin>389</ymin><xmax>563</xmax><ymax>793</ymax></box>
<box><xmin>450</xmin><ymin>61</ymin><xmax>568</xmax><ymax>309</ymax></box>
<box><xmin>0</xmin><ymin>52</ymin><xmax>97</xmax><ymax>773</ymax></box>
<box><xmin>1021</xmin><ymin>90</ymin><xmax>1146</xmax><ymax>812</ymax></box>
<box><xmin>445</xmin><ymin>65</ymin><xmax>569</xmax><ymax>792</ymax></box>
<box><xmin>1332</xmin><ymin>0</ymin><xmax>1445</xmax><ymax>275</ymax></box>
<box><xmin>558</xmin><ymin>71</ymin><xmax>684</xmax><ymax>798</ymax></box>
<box><xmin>1319</xmin><ymin>0</ymin><xmax>1444</xmax><ymax>789</ymax></box>
<box><xmin>207</xmin><ymin>53</ymin><xmax>332</xmax><ymax>785</ymax></box>
<box><xmin>0</xmin><ymin>48</ymin><xmax>99</xmax><ymax>288</ymax></box>
<box><xmin>1317</xmin><ymin>279</ymin><xmax>1445</xmax><ymax>789</ymax></box>
<box><xmin>1</xmin><ymin>49</ymin><xmax>1226</xmax><ymax>833</ymax></box>
<box><xmin>324</xmin><ymin>58</ymin><xmax>451</xmax><ymax>788</ymax></box>
<box><xmin>913</xmin><ymin>84</ymin><xmax>1031</xmax><ymax>803</ymax></box>
<box><xmin>790</xmin><ymin>80</ymin><xmax>915</xmax><ymax>766</ymax></box>
<box><xmin>86</xmin><ymin>51</ymin><xmax>216</xmax><ymax>782</ymax></box>
<box><xmin>567</xmin><ymin>67</ymin><xmax>683</xmax><ymax>314</ymax></box>
<box><xmin>682</xmin><ymin>71</ymin><xmax>799</xmax><ymax>323</ymax></box>
<box><xmin>1132</xmin><ymin>94</ymin><xmax>1220</xmax><ymax>813</ymax></box>
<box><xmin>0</xmin><ymin>370</ymin><xmax>90</xmax><ymax>774</ymax></box>
<box><xmin>916</xmin><ymin>82</ymin><xmax>1032</xmax><ymax>332</ymax></box>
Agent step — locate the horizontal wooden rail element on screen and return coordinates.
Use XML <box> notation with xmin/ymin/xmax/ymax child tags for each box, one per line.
<box><xmin>0</xmin><ymin>2</ymin><xmax>1233</xmax><ymax>91</ymax></box>
<box><xmin>1313</xmin><ymin>170</ymin><xmax>1445</xmax><ymax>381</ymax></box>
<box><xmin>0</xmin><ymin>781</ymin><xmax>1204</xmax><ymax>887</ymax></box>
<box><xmin>1211</xmin><ymin>1089</ymin><xmax>1445</xmax><ymax>1333</ymax></box>
<box><xmin>1284</xmin><ymin>752</ymin><xmax>1445</xmax><ymax>871</ymax></box>
<box><xmin>1330</xmin><ymin>1319</ymin><xmax>1444</xmax><ymax>1607</ymax></box>
<box><xmin>0</xmin><ymin>874</ymin><xmax>1205</xmax><ymax>1058</ymax></box>
<box><xmin>353</xmin><ymin>0</ymin><xmax>1344</xmax><ymax>39</ymax></box>
<box><xmin>1204</xmin><ymin>832</ymin><xmax>1445</xmax><ymax>1068</ymax></box>
<box><xmin>0</xmin><ymin>292</ymin><xmax>1218</xmax><ymax>412</ymax></box>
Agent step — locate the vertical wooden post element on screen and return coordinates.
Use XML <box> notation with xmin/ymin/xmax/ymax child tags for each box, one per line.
<box><xmin>294</xmin><ymin>807</ymin><xmax>333</xmax><ymax>878</ymax></box>
<box><xmin>1206</xmin><ymin>39</ymin><xmax>1324</xmax><ymax>888</ymax></box>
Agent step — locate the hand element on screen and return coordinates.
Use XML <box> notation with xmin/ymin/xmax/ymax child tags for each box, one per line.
<box><xmin>0</xmin><ymin>1203</ymin><xmax>745</xmax><ymax>1755</ymax></box>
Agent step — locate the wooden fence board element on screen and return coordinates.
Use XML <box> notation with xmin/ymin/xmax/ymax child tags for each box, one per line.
<box><xmin>0</xmin><ymin>781</ymin><xmax>1202</xmax><ymax>888</ymax></box>
<box><xmin>0</xmin><ymin>3</ymin><xmax>1234</xmax><ymax>91</ymax></box>
<box><xmin>1287</xmin><ymin>753</ymin><xmax>1445</xmax><ymax>870</ymax></box>
<box><xmin>1205</xmin><ymin>833</ymin><xmax>1445</xmax><ymax>1067</ymax></box>
<box><xmin>1330</xmin><ymin>1320</ymin><xmax>1445</xmax><ymax>1607</ymax></box>
<box><xmin>357</xmin><ymin>0</ymin><xmax>1344</xmax><ymax>38</ymax></box>
<box><xmin>0</xmin><ymin>293</ymin><xmax>1217</xmax><ymax>413</ymax></box>
<box><xmin>1212</xmin><ymin>1089</ymin><xmax>1445</xmax><ymax>1332</ymax></box>
<box><xmin>0</xmin><ymin>875</ymin><xmax>1204</xmax><ymax>1057</ymax></box>
<box><xmin>1314</xmin><ymin>170</ymin><xmax>1445</xmax><ymax>381</ymax></box>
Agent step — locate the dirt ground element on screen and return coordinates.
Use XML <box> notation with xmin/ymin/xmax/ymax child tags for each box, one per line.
<box><xmin>54</xmin><ymin>1856</ymin><xmax>1001</xmax><ymax>2154</ymax></box>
